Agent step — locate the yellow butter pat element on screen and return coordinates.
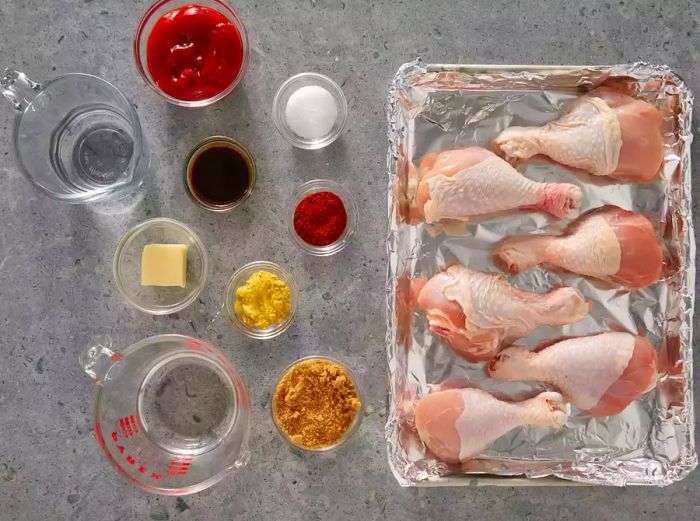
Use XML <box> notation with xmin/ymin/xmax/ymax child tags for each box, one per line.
<box><xmin>141</xmin><ymin>244</ymin><xmax>188</xmax><ymax>288</ymax></box>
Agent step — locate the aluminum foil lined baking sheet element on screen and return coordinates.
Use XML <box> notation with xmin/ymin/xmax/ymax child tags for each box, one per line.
<box><xmin>385</xmin><ymin>61</ymin><xmax>696</xmax><ymax>486</ymax></box>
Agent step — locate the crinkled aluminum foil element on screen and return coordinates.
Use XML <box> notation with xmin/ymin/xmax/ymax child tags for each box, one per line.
<box><xmin>385</xmin><ymin>60</ymin><xmax>696</xmax><ymax>486</ymax></box>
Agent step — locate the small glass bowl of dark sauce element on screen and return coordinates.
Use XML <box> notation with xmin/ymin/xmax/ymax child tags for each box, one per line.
<box><xmin>185</xmin><ymin>136</ymin><xmax>255</xmax><ymax>212</ymax></box>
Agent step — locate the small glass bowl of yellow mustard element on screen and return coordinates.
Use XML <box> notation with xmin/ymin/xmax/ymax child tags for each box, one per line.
<box><xmin>225</xmin><ymin>261</ymin><xmax>300</xmax><ymax>339</ymax></box>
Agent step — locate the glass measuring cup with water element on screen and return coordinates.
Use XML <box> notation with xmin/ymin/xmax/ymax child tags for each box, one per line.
<box><xmin>1</xmin><ymin>68</ymin><xmax>148</xmax><ymax>203</ymax></box>
<box><xmin>80</xmin><ymin>334</ymin><xmax>251</xmax><ymax>495</ymax></box>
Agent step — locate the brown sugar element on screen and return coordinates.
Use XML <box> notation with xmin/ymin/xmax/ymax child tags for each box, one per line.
<box><xmin>273</xmin><ymin>358</ymin><xmax>362</xmax><ymax>449</ymax></box>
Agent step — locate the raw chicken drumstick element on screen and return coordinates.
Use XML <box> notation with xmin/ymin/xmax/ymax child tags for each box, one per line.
<box><xmin>415</xmin><ymin>388</ymin><xmax>568</xmax><ymax>463</ymax></box>
<box><xmin>414</xmin><ymin>146</ymin><xmax>582</xmax><ymax>224</ymax></box>
<box><xmin>417</xmin><ymin>265</ymin><xmax>588</xmax><ymax>362</ymax></box>
<box><xmin>487</xmin><ymin>332</ymin><xmax>658</xmax><ymax>417</ymax></box>
<box><xmin>493</xmin><ymin>205</ymin><xmax>663</xmax><ymax>288</ymax></box>
<box><xmin>494</xmin><ymin>87</ymin><xmax>664</xmax><ymax>182</ymax></box>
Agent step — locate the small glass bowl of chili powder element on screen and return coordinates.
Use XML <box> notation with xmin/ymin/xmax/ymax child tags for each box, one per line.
<box><xmin>288</xmin><ymin>179</ymin><xmax>358</xmax><ymax>256</ymax></box>
<box><xmin>134</xmin><ymin>0</ymin><xmax>249</xmax><ymax>107</ymax></box>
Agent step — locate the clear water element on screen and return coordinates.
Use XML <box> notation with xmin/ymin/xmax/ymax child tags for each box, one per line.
<box><xmin>137</xmin><ymin>354</ymin><xmax>237</xmax><ymax>455</ymax></box>
<box><xmin>50</xmin><ymin>103</ymin><xmax>135</xmax><ymax>192</ymax></box>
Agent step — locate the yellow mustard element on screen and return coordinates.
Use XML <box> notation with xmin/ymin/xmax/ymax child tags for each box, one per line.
<box><xmin>234</xmin><ymin>271</ymin><xmax>291</xmax><ymax>329</ymax></box>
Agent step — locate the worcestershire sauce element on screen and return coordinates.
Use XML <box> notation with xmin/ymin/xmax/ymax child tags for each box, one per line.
<box><xmin>187</xmin><ymin>140</ymin><xmax>253</xmax><ymax>207</ymax></box>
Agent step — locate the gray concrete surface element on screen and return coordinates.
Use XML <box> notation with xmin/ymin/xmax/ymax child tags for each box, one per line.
<box><xmin>1</xmin><ymin>0</ymin><xmax>699</xmax><ymax>520</ymax></box>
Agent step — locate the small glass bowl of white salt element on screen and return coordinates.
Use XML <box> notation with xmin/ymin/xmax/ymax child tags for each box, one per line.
<box><xmin>273</xmin><ymin>72</ymin><xmax>347</xmax><ymax>150</ymax></box>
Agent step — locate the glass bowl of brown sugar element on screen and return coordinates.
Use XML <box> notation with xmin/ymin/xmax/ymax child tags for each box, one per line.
<box><xmin>271</xmin><ymin>356</ymin><xmax>364</xmax><ymax>452</ymax></box>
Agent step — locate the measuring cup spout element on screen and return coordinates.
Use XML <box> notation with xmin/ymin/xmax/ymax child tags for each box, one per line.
<box><xmin>1</xmin><ymin>68</ymin><xmax>42</xmax><ymax>112</ymax></box>
<box><xmin>79</xmin><ymin>335</ymin><xmax>121</xmax><ymax>385</ymax></box>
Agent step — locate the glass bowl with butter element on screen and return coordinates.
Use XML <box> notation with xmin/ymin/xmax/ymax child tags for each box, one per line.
<box><xmin>225</xmin><ymin>261</ymin><xmax>299</xmax><ymax>339</ymax></box>
<box><xmin>113</xmin><ymin>218</ymin><xmax>208</xmax><ymax>315</ymax></box>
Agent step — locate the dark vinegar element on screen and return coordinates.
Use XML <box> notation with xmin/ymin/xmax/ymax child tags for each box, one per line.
<box><xmin>189</xmin><ymin>144</ymin><xmax>252</xmax><ymax>205</ymax></box>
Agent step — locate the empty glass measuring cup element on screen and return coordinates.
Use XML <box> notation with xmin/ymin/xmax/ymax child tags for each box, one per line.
<box><xmin>1</xmin><ymin>68</ymin><xmax>148</xmax><ymax>203</ymax></box>
<box><xmin>80</xmin><ymin>334</ymin><xmax>251</xmax><ymax>495</ymax></box>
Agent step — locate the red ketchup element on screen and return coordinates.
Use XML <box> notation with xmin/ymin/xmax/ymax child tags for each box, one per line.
<box><xmin>146</xmin><ymin>4</ymin><xmax>244</xmax><ymax>101</ymax></box>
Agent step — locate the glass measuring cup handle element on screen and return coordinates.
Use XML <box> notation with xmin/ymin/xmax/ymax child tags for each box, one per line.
<box><xmin>1</xmin><ymin>69</ymin><xmax>42</xmax><ymax>112</ymax></box>
<box><xmin>79</xmin><ymin>335</ymin><xmax>122</xmax><ymax>385</ymax></box>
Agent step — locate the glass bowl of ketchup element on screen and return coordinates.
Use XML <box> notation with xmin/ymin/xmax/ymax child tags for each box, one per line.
<box><xmin>134</xmin><ymin>0</ymin><xmax>249</xmax><ymax>107</ymax></box>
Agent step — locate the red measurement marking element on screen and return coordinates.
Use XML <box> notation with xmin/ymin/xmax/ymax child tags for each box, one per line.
<box><xmin>106</xmin><ymin>424</ymin><xmax>174</xmax><ymax>488</ymax></box>
<box><xmin>118</xmin><ymin>415</ymin><xmax>139</xmax><ymax>438</ymax></box>
<box><xmin>185</xmin><ymin>339</ymin><xmax>203</xmax><ymax>351</ymax></box>
<box><xmin>165</xmin><ymin>456</ymin><xmax>193</xmax><ymax>476</ymax></box>
<box><xmin>165</xmin><ymin>464</ymin><xmax>190</xmax><ymax>476</ymax></box>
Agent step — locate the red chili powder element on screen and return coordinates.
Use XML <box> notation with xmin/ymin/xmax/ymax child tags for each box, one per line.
<box><xmin>293</xmin><ymin>191</ymin><xmax>347</xmax><ymax>247</ymax></box>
